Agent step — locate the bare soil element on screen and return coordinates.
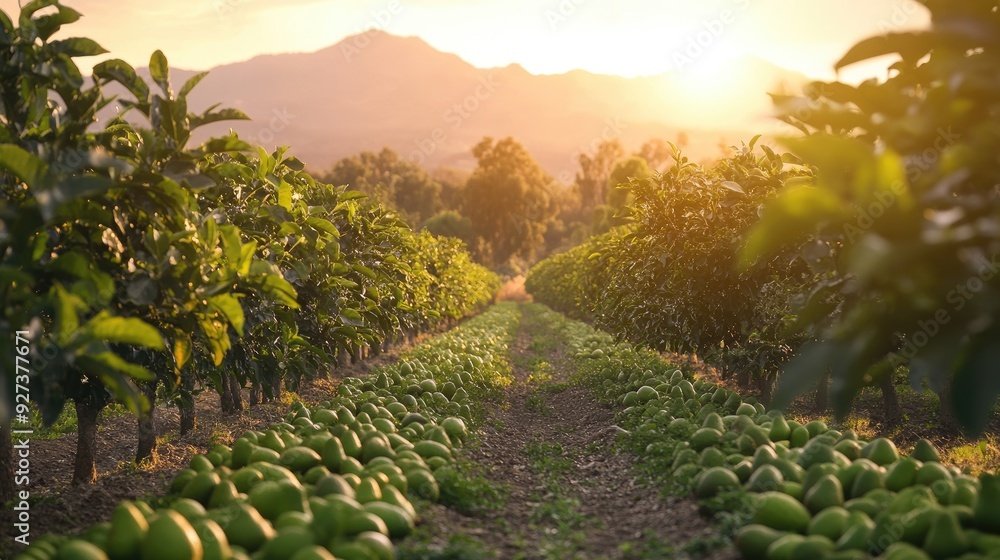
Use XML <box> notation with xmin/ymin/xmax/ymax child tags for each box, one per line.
<box><xmin>409</xmin><ymin>306</ymin><xmax>737</xmax><ymax>559</ymax></box>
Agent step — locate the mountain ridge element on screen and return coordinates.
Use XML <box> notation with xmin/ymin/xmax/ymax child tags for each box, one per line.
<box><xmin>103</xmin><ymin>31</ymin><xmax>809</xmax><ymax>176</ymax></box>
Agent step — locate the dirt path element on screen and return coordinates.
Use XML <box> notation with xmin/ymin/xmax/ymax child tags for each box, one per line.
<box><xmin>406</xmin><ymin>304</ymin><xmax>737</xmax><ymax>560</ymax></box>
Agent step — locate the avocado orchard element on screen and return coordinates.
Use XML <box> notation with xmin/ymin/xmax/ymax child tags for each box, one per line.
<box><xmin>528</xmin><ymin>0</ymin><xmax>1000</xmax><ymax>434</ymax></box>
<box><xmin>0</xmin><ymin>0</ymin><xmax>498</xmax><ymax>493</ymax></box>
<box><xmin>526</xmin><ymin>141</ymin><xmax>813</xmax><ymax>402</ymax></box>
<box><xmin>14</xmin><ymin>303</ymin><xmax>519</xmax><ymax>560</ymax></box>
<box><xmin>558</xmin><ymin>304</ymin><xmax>1000</xmax><ymax>560</ymax></box>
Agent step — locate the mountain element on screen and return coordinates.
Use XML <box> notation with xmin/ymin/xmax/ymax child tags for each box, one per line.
<box><xmin>101</xmin><ymin>31</ymin><xmax>809</xmax><ymax>177</ymax></box>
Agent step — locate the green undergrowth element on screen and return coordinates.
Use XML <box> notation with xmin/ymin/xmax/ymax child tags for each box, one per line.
<box><xmin>523</xmin><ymin>438</ymin><xmax>592</xmax><ymax>560</ymax></box>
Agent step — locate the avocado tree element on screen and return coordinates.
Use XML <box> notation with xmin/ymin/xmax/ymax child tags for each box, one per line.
<box><xmin>744</xmin><ymin>0</ymin><xmax>1000</xmax><ymax>432</ymax></box>
<box><xmin>0</xmin><ymin>2</ymin><xmax>170</xmax><ymax>486</ymax></box>
<box><xmin>528</xmin><ymin>142</ymin><xmax>813</xmax><ymax>402</ymax></box>
<box><xmin>464</xmin><ymin>137</ymin><xmax>556</xmax><ymax>268</ymax></box>
<box><xmin>324</xmin><ymin>147</ymin><xmax>444</xmax><ymax>227</ymax></box>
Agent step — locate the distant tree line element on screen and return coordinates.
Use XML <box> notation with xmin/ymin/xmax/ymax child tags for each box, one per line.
<box><xmin>322</xmin><ymin>136</ymin><xmax>687</xmax><ymax>273</ymax></box>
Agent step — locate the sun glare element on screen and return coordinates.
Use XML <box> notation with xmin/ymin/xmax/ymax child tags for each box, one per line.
<box><xmin>675</xmin><ymin>57</ymin><xmax>745</xmax><ymax>95</ymax></box>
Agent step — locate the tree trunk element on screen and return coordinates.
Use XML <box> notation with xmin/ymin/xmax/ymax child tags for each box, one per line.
<box><xmin>337</xmin><ymin>345</ymin><xmax>350</xmax><ymax>368</ymax></box>
<box><xmin>937</xmin><ymin>377</ymin><xmax>958</xmax><ymax>432</ymax></box>
<box><xmin>757</xmin><ymin>375</ymin><xmax>774</xmax><ymax>407</ymax></box>
<box><xmin>72</xmin><ymin>394</ymin><xmax>103</xmax><ymax>485</ymax></box>
<box><xmin>179</xmin><ymin>376</ymin><xmax>196</xmax><ymax>436</ymax></box>
<box><xmin>271</xmin><ymin>375</ymin><xmax>282</xmax><ymax>401</ymax></box>
<box><xmin>0</xmin><ymin>424</ymin><xmax>14</xmax><ymax>504</ymax></box>
<box><xmin>220</xmin><ymin>372</ymin><xmax>235</xmax><ymax>413</ymax></box>
<box><xmin>351</xmin><ymin>344</ymin><xmax>362</xmax><ymax>365</ymax></box>
<box><xmin>735</xmin><ymin>358</ymin><xmax>751</xmax><ymax>389</ymax></box>
<box><xmin>370</xmin><ymin>342</ymin><xmax>381</xmax><ymax>358</ymax></box>
<box><xmin>815</xmin><ymin>372</ymin><xmax>829</xmax><ymax>412</ymax></box>
<box><xmin>879</xmin><ymin>374</ymin><xmax>902</xmax><ymax>423</ymax></box>
<box><xmin>135</xmin><ymin>378</ymin><xmax>158</xmax><ymax>465</ymax></box>
<box><xmin>249</xmin><ymin>385</ymin><xmax>260</xmax><ymax>407</ymax></box>
<box><xmin>229</xmin><ymin>373</ymin><xmax>243</xmax><ymax>412</ymax></box>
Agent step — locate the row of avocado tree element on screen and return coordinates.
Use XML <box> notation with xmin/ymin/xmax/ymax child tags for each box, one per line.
<box><xmin>527</xmin><ymin>0</ymin><xmax>1000</xmax><ymax>435</ymax></box>
<box><xmin>0</xmin><ymin>0</ymin><xmax>499</xmax><ymax>498</ymax></box>
<box><xmin>525</xmin><ymin>140</ymin><xmax>820</xmax><ymax>406</ymax></box>
<box><xmin>557</xmin><ymin>305</ymin><xmax>1000</xmax><ymax>560</ymax></box>
<box><xmin>14</xmin><ymin>304</ymin><xmax>521</xmax><ymax>560</ymax></box>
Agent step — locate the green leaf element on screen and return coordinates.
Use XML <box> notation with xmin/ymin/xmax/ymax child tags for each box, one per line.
<box><xmin>260</xmin><ymin>274</ymin><xmax>300</xmax><ymax>309</ymax></box>
<box><xmin>352</xmin><ymin>264</ymin><xmax>377</xmax><ymax>281</ymax></box>
<box><xmin>190</xmin><ymin>107</ymin><xmax>250</xmax><ymax>130</ymax></box>
<box><xmin>173</xmin><ymin>333</ymin><xmax>192</xmax><ymax>374</ymax></box>
<box><xmin>951</xmin><ymin>326</ymin><xmax>1000</xmax><ymax>436</ymax></box>
<box><xmin>76</xmin><ymin>351</ymin><xmax>156</xmax><ymax>383</ymax></box>
<box><xmin>291</xmin><ymin>261</ymin><xmax>310</xmax><ymax>283</ymax></box>
<box><xmin>50</xmin><ymin>37</ymin><xmax>108</xmax><ymax>57</ymax></box>
<box><xmin>219</xmin><ymin>224</ymin><xmax>243</xmax><ymax>265</ymax></box>
<box><xmin>772</xmin><ymin>341</ymin><xmax>836</xmax><ymax>409</ymax></box>
<box><xmin>741</xmin><ymin>185</ymin><xmax>847</xmax><ymax>267</ymax></box>
<box><xmin>93</xmin><ymin>59</ymin><xmax>150</xmax><ymax>103</ymax></box>
<box><xmin>209</xmin><ymin>293</ymin><xmax>245</xmax><ymax>336</ymax></box>
<box><xmin>277</xmin><ymin>178</ymin><xmax>293</xmax><ymax>210</ymax></box>
<box><xmin>40</xmin><ymin>175</ymin><xmax>115</xmax><ymax>220</ymax></box>
<box><xmin>193</xmin><ymin>135</ymin><xmax>251</xmax><ymax>156</ymax></box>
<box><xmin>52</xmin><ymin>283</ymin><xmax>82</xmax><ymax>341</ymax></box>
<box><xmin>338</xmin><ymin>190</ymin><xmax>368</xmax><ymax>202</ymax></box>
<box><xmin>720</xmin><ymin>181</ymin><xmax>746</xmax><ymax>195</ymax></box>
<box><xmin>148</xmin><ymin>49</ymin><xmax>170</xmax><ymax>95</ymax></box>
<box><xmin>0</xmin><ymin>144</ymin><xmax>47</xmax><ymax>188</ymax></box>
<box><xmin>340</xmin><ymin>308</ymin><xmax>364</xmax><ymax>326</ymax></box>
<box><xmin>178</xmin><ymin>71</ymin><xmax>209</xmax><ymax>99</ymax></box>
<box><xmin>84</xmin><ymin>314</ymin><xmax>165</xmax><ymax>350</ymax></box>
<box><xmin>33</xmin><ymin>5</ymin><xmax>81</xmax><ymax>40</ymax></box>
<box><xmin>18</xmin><ymin>0</ymin><xmax>57</xmax><ymax>28</ymax></box>
<box><xmin>305</xmin><ymin>216</ymin><xmax>340</xmax><ymax>237</ymax></box>
<box><xmin>237</xmin><ymin>240</ymin><xmax>257</xmax><ymax>276</ymax></box>
<box><xmin>835</xmin><ymin>32</ymin><xmax>933</xmax><ymax>70</ymax></box>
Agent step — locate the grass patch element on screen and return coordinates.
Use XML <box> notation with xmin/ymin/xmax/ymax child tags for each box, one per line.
<box><xmin>278</xmin><ymin>390</ymin><xmax>300</xmax><ymax>407</ymax></box>
<box><xmin>206</xmin><ymin>426</ymin><xmax>233</xmax><ymax>446</ymax></box>
<box><xmin>529</xmin><ymin>494</ymin><xmax>590</xmax><ymax>559</ymax></box>
<box><xmin>522</xmin><ymin>438</ymin><xmax>595</xmax><ymax>559</ymax></box>
<box><xmin>396</xmin><ymin>531</ymin><xmax>494</xmax><ymax>560</ymax></box>
<box><xmin>525</xmin><ymin>393</ymin><xmax>550</xmax><ymax>414</ymax></box>
<box><xmin>527</xmin><ymin>360</ymin><xmax>554</xmax><ymax>384</ymax></box>
<box><xmin>29</xmin><ymin>402</ymin><xmax>130</xmax><ymax>441</ymax></box>
<box><xmin>619</xmin><ymin>532</ymin><xmax>676</xmax><ymax>560</ymax></box>
<box><xmin>944</xmin><ymin>436</ymin><xmax>1000</xmax><ymax>475</ymax></box>
<box><xmin>434</xmin><ymin>460</ymin><xmax>507</xmax><ymax>516</ymax></box>
<box><xmin>525</xmin><ymin>440</ymin><xmax>573</xmax><ymax>476</ymax></box>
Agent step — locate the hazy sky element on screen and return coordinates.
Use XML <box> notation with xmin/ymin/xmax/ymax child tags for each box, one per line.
<box><xmin>1</xmin><ymin>0</ymin><xmax>929</xmax><ymax>80</ymax></box>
